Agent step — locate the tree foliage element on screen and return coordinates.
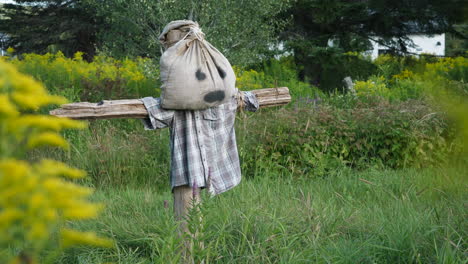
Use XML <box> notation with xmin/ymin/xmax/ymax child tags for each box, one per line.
<box><xmin>87</xmin><ymin>0</ymin><xmax>291</xmax><ymax>65</ymax></box>
<box><xmin>281</xmin><ymin>0</ymin><xmax>468</xmax><ymax>91</ymax></box>
<box><xmin>0</xmin><ymin>0</ymin><xmax>102</xmax><ymax>61</ymax></box>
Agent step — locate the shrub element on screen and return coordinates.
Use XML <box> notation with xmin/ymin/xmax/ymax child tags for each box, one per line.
<box><xmin>8</xmin><ymin>52</ymin><xmax>160</xmax><ymax>102</ymax></box>
<box><xmin>0</xmin><ymin>59</ymin><xmax>113</xmax><ymax>263</ymax></box>
<box><xmin>237</xmin><ymin>97</ymin><xmax>454</xmax><ymax>177</ymax></box>
<box><xmin>293</xmin><ymin>47</ymin><xmax>377</xmax><ymax>93</ymax></box>
<box><xmin>354</xmin><ymin>76</ymin><xmax>391</xmax><ymax>98</ymax></box>
<box><xmin>235</xmin><ymin>57</ymin><xmax>324</xmax><ymax>99</ymax></box>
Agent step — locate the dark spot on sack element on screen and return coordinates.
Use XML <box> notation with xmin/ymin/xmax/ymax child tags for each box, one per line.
<box><xmin>216</xmin><ymin>66</ymin><xmax>226</xmax><ymax>79</ymax></box>
<box><xmin>204</xmin><ymin>90</ymin><xmax>225</xmax><ymax>103</ymax></box>
<box><xmin>195</xmin><ymin>69</ymin><xmax>206</xmax><ymax>81</ymax></box>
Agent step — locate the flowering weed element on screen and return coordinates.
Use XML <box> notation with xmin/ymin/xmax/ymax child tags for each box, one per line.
<box><xmin>0</xmin><ymin>59</ymin><xmax>113</xmax><ymax>263</ymax></box>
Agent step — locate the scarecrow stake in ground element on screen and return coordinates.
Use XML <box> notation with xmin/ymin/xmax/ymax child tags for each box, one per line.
<box><xmin>51</xmin><ymin>20</ymin><xmax>291</xmax><ymax>263</ymax></box>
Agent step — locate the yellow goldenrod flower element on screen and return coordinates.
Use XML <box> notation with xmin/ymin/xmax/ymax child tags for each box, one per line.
<box><xmin>0</xmin><ymin>95</ymin><xmax>19</xmax><ymax>118</ymax></box>
<box><xmin>27</xmin><ymin>132</ymin><xmax>69</xmax><ymax>149</ymax></box>
<box><xmin>0</xmin><ymin>209</ymin><xmax>23</xmax><ymax>226</ymax></box>
<box><xmin>27</xmin><ymin>222</ymin><xmax>48</xmax><ymax>240</ymax></box>
<box><xmin>35</xmin><ymin>159</ymin><xmax>86</xmax><ymax>179</ymax></box>
<box><xmin>43</xmin><ymin>178</ymin><xmax>93</xmax><ymax>197</ymax></box>
<box><xmin>8</xmin><ymin>72</ymin><xmax>44</xmax><ymax>94</ymax></box>
<box><xmin>11</xmin><ymin>92</ymin><xmax>67</xmax><ymax>110</ymax></box>
<box><xmin>29</xmin><ymin>192</ymin><xmax>47</xmax><ymax>210</ymax></box>
<box><xmin>62</xmin><ymin>202</ymin><xmax>103</xmax><ymax>220</ymax></box>
<box><xmin>43</xmin><ymin>208</ymin><xmax>57</xmax><ymax>221</ymax></box>
<box><xmin>16</xmin><ymin>115</ymin><xmax>62</xmax><ymax>131</ymax></box>
<box><xmin>61</xmin><ymin>228</ymin><xmax>114</xmax><ymax>248</ymax></box>
<box><xmin>57</xmin><ymin>117</ymin><xmax>87</xmax><ymax>130</ymax></box>
<box><xmin>0</xmin><ymin>59</ymin><xmax>112</xmax><ymax>263</ymax></box>
<box><xmin>0</xmin><ymin>159</ymin><xmax>30</xmax><ymax>184</ymax></box>
<box><xmin>73</xmin><ymin>52</ymin><xmax>84</xmax><ymax>61</ymax></box>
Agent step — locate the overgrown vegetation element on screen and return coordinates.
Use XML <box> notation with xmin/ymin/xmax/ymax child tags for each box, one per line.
<box><xmin>5</xmin><ymin>53</ymin><xmax>467</xmax><ymax>181</ymax></box>
<box><xmin>0</xmin><ymin>59</ymin><xmax>113</xmax><ymax>264</ymax></box>
<box><xmin>60</xmin><ymin>167</ymin><xmax>467</xmax><ymax>263</ymax></box>
<box><xmin>9</xmin><ymin>52</ymin><xmax>160</xmax><ymax>102</ymax></box>
<box><xmin>1</xmin><ymin>0</ymin><xmax>467</xmax><ymax>261</ymax></box>
<box><xmin>1</xmin><ymin>52</ymin><xmax>467</xmax><ymax>262</ymax></box>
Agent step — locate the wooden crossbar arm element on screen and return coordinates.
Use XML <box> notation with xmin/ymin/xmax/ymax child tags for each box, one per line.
<box><xmin>49</xmin><ymin>87</ymin><xmax>291</xmax><ymax>120</ymax></box>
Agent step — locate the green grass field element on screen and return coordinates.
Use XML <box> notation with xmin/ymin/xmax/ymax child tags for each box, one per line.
<box><xmin>4</xmin><ymin>54</ymin><xmax>466</xmax><ymax>263</ymax></box>
<box><xmin>57</xmin><ymin>167</ymin><xmax>466</xmax><ymax>264</ymax></box>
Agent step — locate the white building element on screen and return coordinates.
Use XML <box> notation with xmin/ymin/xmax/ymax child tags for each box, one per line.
<box><xmin>367</xmin><ymin>34</ymin><xmax>445</xmax><ymax>60</ymax></box>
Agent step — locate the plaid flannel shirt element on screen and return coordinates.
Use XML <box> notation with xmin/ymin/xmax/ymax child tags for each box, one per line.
<box><xmin>141</xmin><ymin>91</ymin><xmax>259</xmax><ymax>195</ymax></box>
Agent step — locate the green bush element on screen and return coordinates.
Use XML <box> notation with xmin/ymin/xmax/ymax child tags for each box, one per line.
<box><xmin>237</xmin><ymin>97</ymin><xmax>455</xmax><ymax>178</ymax></box>
<box><xmin>9</xmin><ymin>52</ymin><xmax>160</xmax><ymax>102</ymax></box>
<box><xmin>353</xmin><ymin>75</ymin><xmax>426</xmax><ymax>102</ymax></box>
<box><xmin>236</xmin><ymin>57</ymin><xmax>324</xmax><ymax>99</ymax></box>
<box><xmin>16</xmin><ymin>53</ymin><xmax>466</xmax><ymax>186</ymax></box>
<box><xmin>293</xmin><ymin>47</ymin><xmax>378</xmax><ymax>92</ymax></box>
<box><xmin>373</xmin><ymin>54</ymin><xmax>438</xmax><ymax>80</ymax></box>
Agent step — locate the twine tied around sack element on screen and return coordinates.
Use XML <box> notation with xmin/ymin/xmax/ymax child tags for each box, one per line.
<box><xmin>158</xmin><ymin>20</ymin><xmax>237</xmax><ymax>110</ymax></box>
<box><xmin>236</xmin><ymin>91</ymin><xmax>245</xmax><ymax>114</ymax></box>
<box><xmin>183</xmin><ymin>26</ymin><xmax>205</xmax><ymax>42</ymax></box>
<box><xmin>159</xmin><ymin>20</ymin><xmax>205</xmax><ymax>49</ymax></box>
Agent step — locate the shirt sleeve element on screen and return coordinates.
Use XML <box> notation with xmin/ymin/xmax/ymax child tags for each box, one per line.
<box><xmin>242</xmin><ymin>91</ymin><xmax>260</xmax><ymax>112</ymax></box>
<box><xmin>140</xmin><ymin>97</ymin><xmax>175</xmax><ymax>130</ymax></box>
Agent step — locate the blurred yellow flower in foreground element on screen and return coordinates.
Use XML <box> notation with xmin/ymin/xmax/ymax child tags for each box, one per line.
<box><xmin>0</xmin><ymin>59</ymin><xmax>113</xmax><ymax>263</ymax></box>
<box><xmin>61</xmin><ymin>228</ymin><xmax>114</xmax><ymax>248</ymax></box>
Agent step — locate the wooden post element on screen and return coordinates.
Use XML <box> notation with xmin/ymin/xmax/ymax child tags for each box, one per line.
<box><xmin>49</xmin><ymin>88</ymin><xmax>291</xmax><ymax>119</ymax></box>
<box><xmin>48</xmin><ymin>87</ymin><xmax>291</xmax><ymax>262</ymax></box>
<box><xmin>173</xmin><ymin>185</ymin><xmax>202</xmax><ymax>264</ymax></box>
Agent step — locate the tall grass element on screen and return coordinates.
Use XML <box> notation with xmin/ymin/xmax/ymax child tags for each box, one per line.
<box><xmin>9</xmin><ymin>52</ymin><xmax>160</xmax><ymax>102</ymax></box>
<box><xmin>57</xmin><ymin>167</ymin><xmax>466</xmax><ymax>263</ymax></box>
<box><xmin>13</xmin><ymin>53</ymin><xmax>467</xmax><ymax>263</ymax></box>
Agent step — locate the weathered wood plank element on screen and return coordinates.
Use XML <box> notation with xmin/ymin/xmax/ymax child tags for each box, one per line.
<box><xmin>50</xmin><ymin>88</ymin><xmax>291</xmax><ymax>119</ymax></box>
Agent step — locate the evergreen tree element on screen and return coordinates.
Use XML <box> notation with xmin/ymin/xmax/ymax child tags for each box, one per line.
<box><xmin>281</xmin><ymin>0</ymin><xmax>468</xmax><ymax>91</ymax></box>
<box><xmin>0</xmin><ymin>0</ymin><xmax>101</xmax><ymax>61</ymax></box>
<box><xmin>87</xmin><ymin>0</ymin><xmax>291</xmax><ymax>65</ymax></box>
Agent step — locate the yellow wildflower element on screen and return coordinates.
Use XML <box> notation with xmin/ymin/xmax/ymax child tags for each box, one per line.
<box><xmin>15</xmin><ymin>115</ymin><xmax>85</xmax><ymax>132</ymax></box>
<box><xmin>11</xmin><ymin>92</ymin><xmax>67</xmax><ymax>110</ymax></box>
<box><xmin>43</xmin><ymin>178</ymin><xmax>93</xmax><ymax>197</ymax></box>
<box><xmin>35</xmin><ymin>159</ymin><xmax>86</xmax><ymax>179</ymax></box>
<box><xmin>0</xmin><ymin>209</ymin><xmax>23</xmax><ymax>226</ymax></box>
<box><xmin>73</xmin><ymin>52</ymin><xmax>84</xmax><ymax>61</ymax></box>
<box><xmin>17</xmin><ymin>115</ymin><xmax>61</xmax><ymax>131</ymax></box>
<box><xmin>62</xmin><ymin>202</ymin><xmax>103</xmax><ymax>220</ymax></box>
<box><xmin>0</xmin><ymin>59</ymin><xmax>112</xmax><ymax>263</ymax></box>
<box><xmin>393</xmin><ymin>69</ymin><xmax>414</xmax><ymax>80</ymax></box>
<box><xmin>61</xmin><ymin>228</ymin><xmax>114</xmax><ymax>248</ymax></box>
<box><xmin>0</xmin><ymin>95</ymin><xmax>18</xmax><ymax>118</ymax></box>
<box><xmin>8</xmin><ymin>71</ymin><xmax>44</xmax><ymax>94</ymax></box>
<box><xmin>29</xmin><ymin>192</ymin><xmax>47</xmax><ymax>210</ymax></box>
<box><xmin>43</xmin><ymin>208</ymin><xmax>57</xmax><ymax>221</ymax></box>
<box><xmin>57</xmin><ymin>117</ymin><xmax>87</xmax><ymax>129</ymax></box>
<box><xmin>27</xmin><ymin>132</ymin><xmax>69</xmax><ymax>149</ymax></box>
<box><xmin>27</xmin><ymin>222</ymin><xmax>47</xmax><ymax>240</ymax></box>
<box><xmin>0</xmin><ymin>159</ymin><xmax>30</xmax><ymax>184</ymax></box>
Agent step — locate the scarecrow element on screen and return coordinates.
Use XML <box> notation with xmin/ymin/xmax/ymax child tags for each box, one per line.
<box><xmin>50</xmin><ymin>20</ymin><xmax>291</xmax><ymax>263</ymax></box>
<box><xmin>141</xmin><ymin>20</ymin><xmax>259</xmax><ymax>261</ymax></box>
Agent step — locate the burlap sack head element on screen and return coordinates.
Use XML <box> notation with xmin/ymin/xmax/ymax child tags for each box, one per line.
<box><xmin>158</xmin><ymin>20</ymin><xmax>236</xmax><ymax>110</ymax></box>
<box><xmin>159</xmin><ymin>20</ymin><xmax>203</xmax><ymax>49</ymax></box>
